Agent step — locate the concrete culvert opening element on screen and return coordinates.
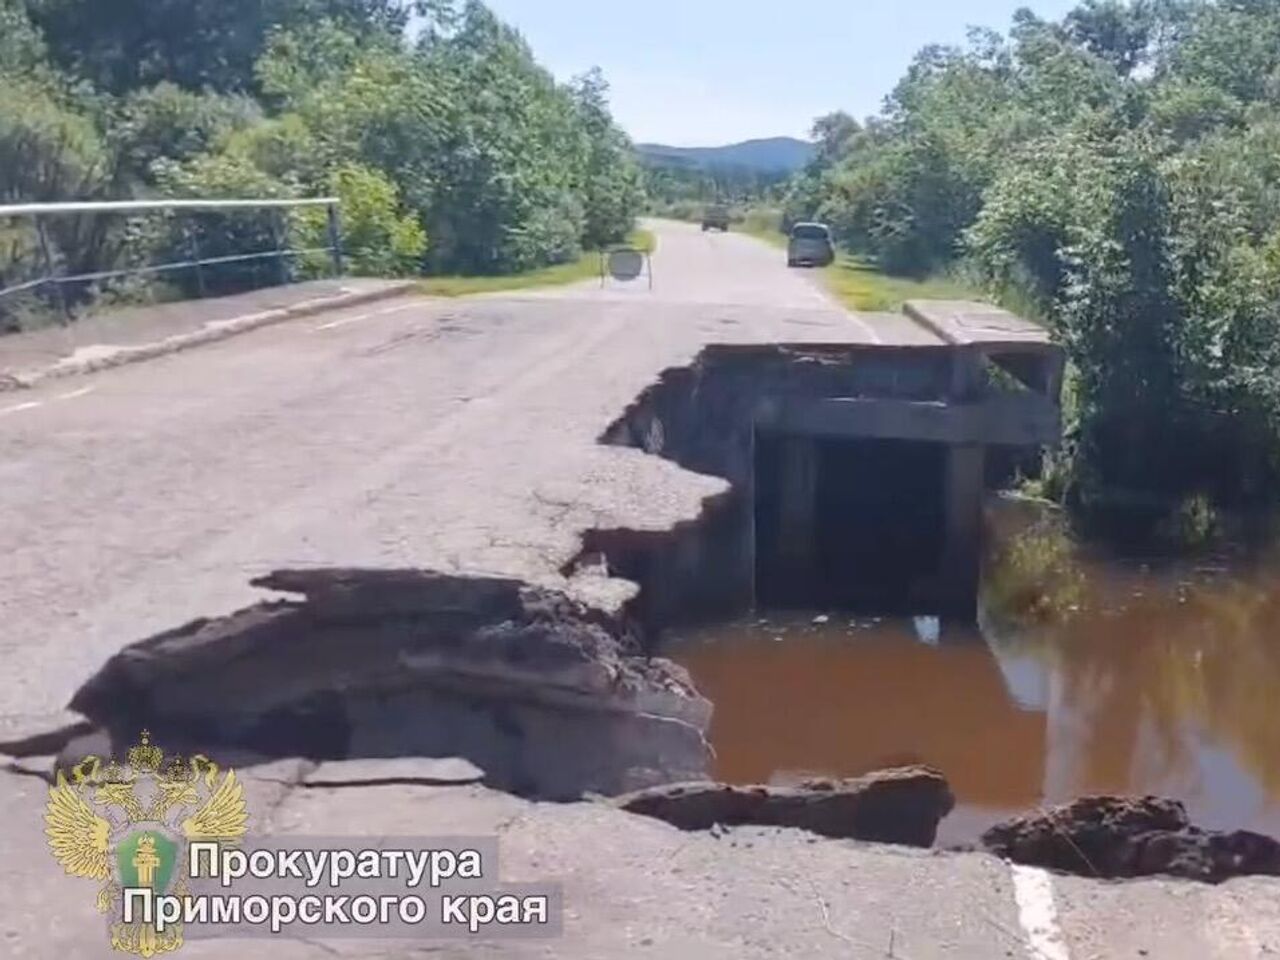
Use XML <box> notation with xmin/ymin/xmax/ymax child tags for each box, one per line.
<box><xmin>591</xmin><ymin>343</ymin><xmax>1020</xmax><ymax>629</ymax></box>
<box><xmin>754</xmin><ymin>432</ymin><xmax>948</xmax><ymax>612</ymax></box>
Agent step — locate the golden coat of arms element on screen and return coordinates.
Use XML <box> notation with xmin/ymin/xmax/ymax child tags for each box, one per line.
<box><xmin>44</xmin><ymin>730</ymin><xmax>247</xmax><ymax>956</ymax></box>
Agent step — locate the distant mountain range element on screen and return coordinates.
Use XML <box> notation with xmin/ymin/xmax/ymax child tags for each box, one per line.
<box><xmin>635</xmin><ymin>137</ymin><xmax>815</xmax><ymax>173</ymax></box>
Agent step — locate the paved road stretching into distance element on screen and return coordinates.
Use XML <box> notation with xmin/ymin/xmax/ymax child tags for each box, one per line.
<box><xmin>0</xmin><ymin>220</ymin><xmax>874</xmax><ymax>718</ymax></box>
<box><xmin>3</xmin><ymin>220</ymin><xmax>1279</xmax><ymax>959</ymax></box>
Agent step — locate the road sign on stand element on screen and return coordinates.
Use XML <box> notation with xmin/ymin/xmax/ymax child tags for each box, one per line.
<box><xmin>600</xmin><ymin>246</ymin><xmax>653</xmax><ymax>290</ymax></box>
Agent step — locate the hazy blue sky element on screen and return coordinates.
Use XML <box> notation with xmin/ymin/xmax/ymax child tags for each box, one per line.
<box><xmin>483</xmin><ymin>1</ymin><xmax>1081</xmax><ymax>146</ymax></box>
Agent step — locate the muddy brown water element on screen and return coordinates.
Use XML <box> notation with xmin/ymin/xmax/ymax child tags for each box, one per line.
<box><xmin>667</xmin><ymin>534</ymin><xmax>1280</xmax><ymax>846</ymax></box>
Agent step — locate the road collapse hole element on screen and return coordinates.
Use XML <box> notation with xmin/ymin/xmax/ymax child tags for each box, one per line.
<box><xmin>585</xmin><ymin>343</ymin><xmax>972</xmax><ymax>636</ymax></box>
<box><xmin>753</xmin><ymin>432</ymin><xmax>947</xmax><ymax>612</ymax></box>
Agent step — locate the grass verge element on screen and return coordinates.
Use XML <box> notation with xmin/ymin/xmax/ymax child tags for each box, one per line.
<box><xmin>629</xmin><ymin>227</ymin><xmax>656</xmax><ymax>253</ymax></box>
<box><xmin>738</xmin><ymin>226</ymin><xmax>982</xmax><ymax>311</ymax></box>
<box><xmin>416</xmin><ymin>229</ymin><xmax>655</xmax><ymax>297</ymax></box>
<box><xmin>822</xmin><ymin>256</ymin><xmax>981</xmax><ymax>312</ymax></box>
<box><xmin>738</xmin><ymin>223</ymin><xmax>786</xmax><ymax>249</ymax></box>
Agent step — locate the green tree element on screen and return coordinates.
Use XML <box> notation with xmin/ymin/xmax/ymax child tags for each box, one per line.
<box><xmin>1</xmin><ymin>0</ymin><xmax>48</xmax><ymax>76</ymax></box>
<box><xmin>809</xmin><ymin>111</ymin><xmax>860</xmax><ymax>168</ymax></box>
<box><xmin>569</xmin><ymin>68</ymin><xmax>643</xmax><ymax>249</ymax></box>
<box><xmin>152</xmin><ymin>151</ymin><xmax>291</xmax><ymax>294</ymax></box>
<box><xmin>796</xmin><ymin>0</ymin><xmax>1280</xmax><ymax>511</ymax></box>
<box><xmin>1160</xmin><ymin>0</ymin><xmax>1280</xmax><ymax>103</ymax></box>
<box><xmin>0</xmin><ymin>79</ymin><xmax>109</xmax><ymax>205</ymax></box>
<box><xmin>1063</xmin><ymin>0</ymin><xmax>1156</xmax><ymax>75</ymax></box>
<box><xmin>294</xmin><ymin>162</ymin><xmax>426</xmax><ymax>276</ymax></box>
<box><xmin>111</xmin><ymin>84</ymin><xmax>261</xmax><ymax>187</ymax></box>
<box><xmin>1</xmin><ymin>0</ymin><xmax>665</xmax><ymax>307</ymax></box>
<box><xmin>27</xmin><ymin>0</ymin><xmax>419</xmax><ymax>95</ymax></box>
<box><xmin>0</xmin><ymin>75</ymin><xmax>114</xmax><ymax>326</ymax></box>
<box><xmin>413</xmin><ymin>1</ymin><xmax>589</xmax><ymax>272</ymax></box>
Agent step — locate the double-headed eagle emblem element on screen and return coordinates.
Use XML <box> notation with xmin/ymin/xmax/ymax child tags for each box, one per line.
<box><xmin>44</xmin><ymin>730</ymin><xmax>247</xmax><ymax>957</ymax></box>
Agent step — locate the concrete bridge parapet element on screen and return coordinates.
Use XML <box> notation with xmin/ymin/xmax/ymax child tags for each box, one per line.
<box><xmin>596</xmin><ymin>301</ymin><xmax>1064</xmax><ymax>629</ymax></box>
<box><xmin>757</xmin><ymin>301</ymin><xmax>1063</xmax><ymax>621</ymax></box>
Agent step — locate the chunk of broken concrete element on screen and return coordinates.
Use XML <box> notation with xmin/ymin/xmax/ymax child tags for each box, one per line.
<box><xmin>0</xmin><ymin>711</ymin><xmax>94</xmax><ymax>758</ymax></box>
<box><xmin>982</xmin><ymin>796</ymin><xmax>1280</xmax><ymax>883</ymax></box>
<box><xmin>305</xmin><ymin>757</ymin><xmax>485</xmax><ymax>788</ymax></box>
<box><xmin>4</xmin><ymin>754</ymin><xmax>58</xmax><ymax>783</ymax></box>
<box><xmin>68</xmin><ymin>569</ymin><xmax>713</xmax><ymax>799</ymax></box>
<box><xmin>613</xmin><ymin>766</ymin><xmax>954</xmax><ymax>847</ymax></box>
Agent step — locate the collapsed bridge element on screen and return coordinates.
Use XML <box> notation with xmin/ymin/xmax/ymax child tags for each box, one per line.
<box><xmin>593</xmin><ymin>300</ymin><xmax>1064</xmax><ymax>627</ymax></box>
<box><xmin>46</xmin><ymin>298</ymin><xmax>1062</xmax><ymax>801</ymax></box>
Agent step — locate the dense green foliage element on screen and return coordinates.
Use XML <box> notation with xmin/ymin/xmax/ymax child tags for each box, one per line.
<box><xmin>26</xmin><ymin>0</ymin><xmax>416</xmax><ymax>95</ymax></box>
<box><xmin>792</xmin><ymin>1</ymin><xmax>1280</xmax><ymax>515</ymax></box>
<box><xmin>0</xmin><ymin>0</ymin><xmax>643</xmax><ymax>319</ymax></box>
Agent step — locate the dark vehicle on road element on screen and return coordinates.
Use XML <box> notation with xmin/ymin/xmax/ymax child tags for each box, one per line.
<box><xmin>701</xmin><ymin>204</ymin><xmax>731</xmax><ymax>232</ymax></box>
<box><xmin>786</xmin><ymin>221</ymin><xmax>835</xmax><ymax>267</ymax></box>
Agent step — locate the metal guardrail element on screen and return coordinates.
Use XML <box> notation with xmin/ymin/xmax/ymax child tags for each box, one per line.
<box><xmin>0</xmin><ymin>198</ymin><xmax>343</xmax><ymax>323</ymax></box>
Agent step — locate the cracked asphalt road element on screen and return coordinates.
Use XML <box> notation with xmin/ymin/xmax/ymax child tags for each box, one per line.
<box><xmin>0</xmin><ymin>219</ymin><xmax>864</xmax><ymax>718</ymax></box>
<box><xmin>3</xmin><ymin>220</ymin><xmax>1279</xmax><ymax>959</ymax></box>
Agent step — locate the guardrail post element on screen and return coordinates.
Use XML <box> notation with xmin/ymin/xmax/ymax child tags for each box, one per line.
<box><xmin>183</xmin><ymin>219</ymin><xmax>207</xmax><ymax>298</ymax></box>
<box><xmin>269</xmin><ymin>209</ymin><xmax>290</xmax><ymax>286</ymax></box>
<box><xmin>35</xmin><ymin>215</ymin><xmax>73</xmax><ymax>325</ymax></box>
<box><xmin>326</xmin><ymin>202</ymin><xmax>345</xmax><ymax>277</ymax></box>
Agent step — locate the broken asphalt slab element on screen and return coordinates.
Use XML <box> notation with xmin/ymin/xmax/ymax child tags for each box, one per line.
<box><xmin>984</xmin><ymin>795</ymin><xmax>1280</xmax><ymax>884</ymax></box>
<box><xmin>614</xmin><ymin>767</ymin><xmax>955</xmax><ymax>847</ymax></box>
<box><xmin>0</xmin><ymin>710</ymin><xmax>95</xmax><ymax>757</ymax></box>
<box><xmin>63</xmin><ymin>569</ymin><xmax>714</xmax><ymax>800</ymax></box>
<box><xmin>304</xmin><ymin>757</ymin><xmax>485</xmax><ymax>788</ymax></box>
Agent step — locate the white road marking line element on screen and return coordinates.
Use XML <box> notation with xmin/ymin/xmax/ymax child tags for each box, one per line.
<box><xmin>313</xmin><ymin>300</ymin><xmax>419</xmax><ymax>332</ymax></box>
<box><xmin>55</xmin><ymin>385</ymin><xmax>97</xmax><ymax>401</ymax></box>
<box><xmin>0</xmin><ymin>400</ymin><xmax>43</xmax><ymax>417</ymax></box>
<box><xmin>849</xmin><ymin>312</ymin><xmax>883</xmax><ymax>344</ymax></box>
<box><xmin>1011</xmin><ymin>864</ymin><xmax>1072</xmax><ymax>960</ymax></box>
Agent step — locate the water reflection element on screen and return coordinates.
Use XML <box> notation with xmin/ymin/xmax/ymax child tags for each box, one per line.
<box><xmin>667</xmin><ymin>547</ymin><xmax>1280</xmax><ymax>843</ymax></box>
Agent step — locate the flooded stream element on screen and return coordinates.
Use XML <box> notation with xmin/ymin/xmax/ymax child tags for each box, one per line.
<box><xmin>667</xmin><ymin>512</ymin><xmax>1280</xmax><ymax>845</ymax></box>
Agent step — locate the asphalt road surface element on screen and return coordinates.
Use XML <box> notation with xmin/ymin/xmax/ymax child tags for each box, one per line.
<box><xmin>0</xmin><ymin>219</ymin><xmax>870</xmax><ymax>718</ymax></box>
<box><xmin>3</xmin><ymin>220</ymin><xmax>1279</xmax><ymax>959</ymax></box>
